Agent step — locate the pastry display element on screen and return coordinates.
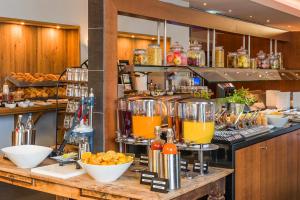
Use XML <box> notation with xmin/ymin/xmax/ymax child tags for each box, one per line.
<box><xmin>16</xmin><ymin>87</ymin><xmax>66</xmax><ymax>99</ymax></box>
<box><xmin>9</xmin><ymin>72</ymin><xmax>65</xmax><ymax>83</ymax></box>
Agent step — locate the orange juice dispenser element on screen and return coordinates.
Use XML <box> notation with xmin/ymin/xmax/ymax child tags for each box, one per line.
<box><xmin>131</xmin><ymin>98</ymin><xmax>162</xmax><ymax>139</ymax></box>
<box><xmin>177</xmin><ymin>98</ymin><xmax>215</xmax><ymax>144</ymax></box>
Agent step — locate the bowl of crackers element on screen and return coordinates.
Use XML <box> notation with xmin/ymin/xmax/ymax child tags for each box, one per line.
<box><xmin>78</xmin><ymin>151</ymin><xmax>134</xmax><ymax>183</ymax></box>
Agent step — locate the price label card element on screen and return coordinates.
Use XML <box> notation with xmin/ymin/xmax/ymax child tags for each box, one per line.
<box><xmin>180</xmin><ymin>159</ymin><xmax>189</xmax><ymax>172</ymax></box>
<box><xmin>150</xmin><ymin>178</ymin><xmax>169</xmax><ymax>193</ymax></box>
<box><xmin>193</xmin><ymin>160</ymin><xmax>208</xmax><ymax>174</ymax></box>
<box><xmin>140</xmin><ymin>171</ymin><xmax>158</xmax><ymax>185</ymax></box>
<box><xmin>139</xmin><ymin>154</ymin><xmax>149</xmax><ymax>166</ymax></box>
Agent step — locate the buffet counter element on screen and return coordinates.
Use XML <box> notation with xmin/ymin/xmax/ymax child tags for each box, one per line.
<box><xmin>0</xmin><ymin>157</ymin><xmax>233</xmax><ymax>200</ymax></box>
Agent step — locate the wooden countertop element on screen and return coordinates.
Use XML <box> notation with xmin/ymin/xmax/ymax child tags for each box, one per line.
<box><xmin>0</xmin><ymin>103</ymin><xmax>66</xmax><ymax>116</ymax></box>
<box><xmin>0</xmin><ymin>157</ymin><xmax>233</xmax><ymax>200</ymax></box>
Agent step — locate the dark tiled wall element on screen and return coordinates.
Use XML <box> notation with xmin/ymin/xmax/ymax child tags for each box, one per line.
<box><xmin>88</xmin><ymin>0</ymin><xmax>104</xmax><ymax>151</ymax></box>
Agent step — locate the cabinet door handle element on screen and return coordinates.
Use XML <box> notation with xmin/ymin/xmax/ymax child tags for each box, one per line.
<box><xmin>260</xmin><ymin>146</ymin><xmax>268</xmax><ymax>150</ymax></box>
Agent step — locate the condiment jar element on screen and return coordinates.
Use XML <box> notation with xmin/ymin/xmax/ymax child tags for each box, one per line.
<box><xmin>257</xmin><ymin>50</ymin><xmax>270</xmax><ymax>69</ymax></box>
<box><xmin>237</xmin><ymin>47</ymin><xmax>249</xmax><ymax>68</ymax></box>
<box><xmin>215</xmin><ymin>46</ymin><xmax>224</xmax><ymax>68</ymax></box>
<box><xmin>227</xmin><ymin>52</ymin><xmax>238</xmax><ymax>68</ymax></box>
<box><xmin>187</xmin><ymin>41</ymin><xmax>205</xmax><ymax>67</ymax></box>
<box><xmin>133</xmin><ymin>49</ymin><xmax>147</xmax><ymax>65</ymax></box>
<box><xmin>147</xmin><ymin>44</ymin><xmax>162</xmax><ymax>66</ymax></box>
<box><xmin>269</xmin><ymin>53</ymin><xmax>280</xmax><ymax>69</ymax></box>
<box><xmin>167</xmin><ymin>42</ymin><xmax>187</xmax><ymax>66</ymax></box>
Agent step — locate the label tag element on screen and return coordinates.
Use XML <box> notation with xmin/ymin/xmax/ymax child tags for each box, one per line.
<box><xmin>180</xmin><ymin>159</ymin><xmax>189</xmax><ymax>172</ymax></box>
<box><xmin>139</xmin><ymin>154</ymin><xmax>149</xmax><ymax>166</ymax></box>
<box><xmin>193</xmin><ymin>160</ymin><xmax>208</xmax><ymax>174</ymax></box>
<box><xmin>150</xmin><ymin>177</ymin><xmax>169</xmax><ymax>193</ymax></box>
<box><xmin>140</xmin><ymin>171</ymin><xmax>158</xmax><ymax>185</ymax></box>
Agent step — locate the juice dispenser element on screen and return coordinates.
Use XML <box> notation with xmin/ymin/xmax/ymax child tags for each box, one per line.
<box><xmin>117</xmin><ymin>98</ymin><xmax>132</xmax><ymax>138</ymax></box>
<box><xmin>177</xmin><ymin>98</ymin><xmax>215</xmax><ymax>144</ymax></box>
<box><xmin>131</xmin><ymin>98</ymin><xmax>162</xmax><ymax>139</ymax></box>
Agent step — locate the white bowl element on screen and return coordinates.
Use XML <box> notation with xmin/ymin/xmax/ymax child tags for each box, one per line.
<box><xmin>78</xmin><ymin>160</ymin><xmax>132</xmax><ymax>183</ymax></box>
<box><xmin>1</xmin><ymin>145</ymin><xmax>52</xmax><ymax>168</ymax></box>
<box><xmin>5</xmin><ymin>103</ymin><xmax>16</xmax><ymax>109</ymax></box>
<box><xmin>267</xmin><ymin>115</ymin><xmax>289</xmax><ymax>128</ymax></box>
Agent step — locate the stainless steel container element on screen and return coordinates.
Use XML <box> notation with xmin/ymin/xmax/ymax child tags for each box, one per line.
<box><xmin>12</xmin><ymin>131</ymin><xmax>23</xmax><ymax>146</ymax></box>
<box><xmin>148</xmin><ymin>149</ymin><xmax>161</xmax><ymax>174</ymax></box>
<box><xmin>24</xmin><ymin>130</ymin><xmax>36</xmax><ymax>145</ymax></box>
<box><xmin>160</xmin><ymin>153</ymin><xmax>181</xmax><ymax>190</ymax></box>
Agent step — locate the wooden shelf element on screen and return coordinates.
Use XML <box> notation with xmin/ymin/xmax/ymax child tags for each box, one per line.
<box><xmin>0</xmin><ymin>103</ymin><xmax>66</xmax><ymax>116</ymax></box>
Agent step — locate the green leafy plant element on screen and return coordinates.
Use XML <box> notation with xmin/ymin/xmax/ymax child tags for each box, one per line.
<box><xmin>226</xmin><ymin>87</ymin><xmax>256</xmax><ymax>106</ymax></box>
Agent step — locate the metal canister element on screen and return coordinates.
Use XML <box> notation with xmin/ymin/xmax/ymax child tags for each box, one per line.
<box><xmin>12</xmin><ymin>131</ymin><xmax>23</xmax><ymax>146</ymax></box>
<box><xmin>160</xmin><ymin>153</ymin><xmax>181</xmax><ymax>190</ymax></box>
<box><xmin>24</xmin><ymin>130</ymin><xmax>36</xmax><ymax>145</ymax></box>
<box><xmin>148</xmin><ymin>149</ymin><xmax>161</xmax><ymax>174</ymax></box>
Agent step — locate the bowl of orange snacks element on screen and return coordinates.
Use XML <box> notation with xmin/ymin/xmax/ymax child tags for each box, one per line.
<box><xmin>78</xmin><ymin>151</ymin><xmax>134</xmax><ymax>183</ymax></box>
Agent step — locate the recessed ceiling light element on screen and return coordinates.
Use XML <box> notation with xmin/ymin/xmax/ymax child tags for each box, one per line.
<box><xmin>249</xmin><ymin>15</ymin><xmax>253</xmax><ymax>18</ymax></box>
<box><xmin>151</xmin><ymin>37</ymin><xmax>155</xmax><ymax>40</ymax></box>
<box><xmin>20</xmin><ymin>22</ymin><xmax>25</xmax><ymax>25</ymax></box>
<box><xmin>203</xmin><ymin>2</ymin><xmax>207</xmax><ymax>6</ymax></box>
<box><xmin>131</xmin><ymin>35</ymin><xmax>135</xmax><ymax>38</ymax></box>
<box><xmin>266</xmin><ymin>19</ymin><xmax>270</xmax><ymax>23</ymax></box>
<box><xmin>56</xmin><ymin>26</ymin><xmax>60</xmax><ymax>29</ymax></box>
<box><xmin>228</xmin><ymin>9</ymin><xmax>232</xmax><ymax>13</ymax></box>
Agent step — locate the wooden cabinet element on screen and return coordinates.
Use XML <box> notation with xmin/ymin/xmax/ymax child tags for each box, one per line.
<box><xmin>235</xmin><ymin>131</ymin><xmax>299</xmax><ymax>200</ymax></box>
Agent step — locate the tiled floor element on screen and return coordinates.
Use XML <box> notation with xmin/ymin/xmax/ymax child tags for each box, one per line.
<box><xmin>0</xmin><ymin>182</ymin><xmax>54</xmax><ymax>200</ymax></box>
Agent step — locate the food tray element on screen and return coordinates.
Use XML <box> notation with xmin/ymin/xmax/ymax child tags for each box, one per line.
<box><xmin>6</xmin><ymin>76</ymin><xmax>58</xmax><ymax>88</ymax></box>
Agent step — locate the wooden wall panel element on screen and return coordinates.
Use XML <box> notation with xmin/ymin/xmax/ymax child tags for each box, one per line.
<box><xmin>0</xmin><ymin>23</ymin><xmax>80</xmax><ymax>83</ymax></box>
<box><xmin>117</xmin><ymin>37</ymin><xmax>170</xmax><ymax>64</ymax></box>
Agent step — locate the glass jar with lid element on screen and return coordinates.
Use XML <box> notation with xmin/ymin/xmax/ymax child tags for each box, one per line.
<box><xmin>131</xmin><ymin>98</ymin><xmax>162</xmax><ymax>139</ymax></box>
<box><xmin>237</xmin><ymin>47</ymin><xmax>250</xmax><ymax>68</ymax></box>
<box><xmin>187</xmin><ymin>41</ymin><xmax>206</xmax><ymax>67</ymax></box>
<box><xmin>227</xmin><ymin>52</ymin><xmax>238</xmax><ymax>68</ymax></box>
<box><xmin>176</xmin><ymin>98</ymin><xmax>215</xmax><ymax>144</ymax></box>
<box><xmin>269</xmin><ymin>53</ymin><xmax>280</xmax><ymax>69</ymax></box>
<box><xmin>147</xmin><ymin>44</ymin><xmax>162</xmax><ymax>66</ymax></box>
<box><xmin>215</xmin><ymin>46</ymin><xmax>224</xmax><ymax>68</ymax></box>
<box><xmin>257</xmin><ymin>50</ymin><xmax>269</xmax><ymax>69</ymax></box>
<box><xmin>133</xmin><ymin>49</ymin><xmax>147</xmax><ymax>65</ymax></box>
<box><xmin>167</xmin><ymin>42</ymin><xmax>187</xmax><ymax>66</ymax></box>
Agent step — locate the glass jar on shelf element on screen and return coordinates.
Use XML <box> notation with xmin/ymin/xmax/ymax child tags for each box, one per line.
<box><xmin>257</xmin><ymin>50</ymin><xmax>270</xmax><ymax>69</ymax></box>
<box><xmin>80</xmin><ymin>67</ymin><xmax>88</xmax><ymax>82</ymax></box>
<box><xmin>147</xmin><ymin>44</ymin><xmax>162</xmax><ymax>66</ymax></box>
<box><xmin>133</xmin><ymin>48</ymin><xmax>147</xmax><ymax>65</ymax></box>
<box><xmin>167</xmin><ymin>42</ymin><xmax>187</xmax><ymax>66</ymax></box>
<box><xmin>237</xmin><ymin>47</ymin><xmax>250</xmax><ymax>68</ymax></box>
<box><xmin>269</xmin><ymin>53</ymin><xmax>280</xmax><ymax>69</ymax></box>
<box><xmin>227</xmin><ymin>52</ymin><xmax>237</xmax><ymax>68</ymax></box>
<box><xmin>215</xmin><ymin>46</ymin><xmax>224</xmax><ymax>68</ymax></box>
<box><xmin>187</xmin><ymin>41</ymin><xmax>205</xmax><ymax>67</ymax></box>
<box><xmin>250</xmin><ymin>58</ymin><xmax>257</xmax><ymax>69</ymax></box>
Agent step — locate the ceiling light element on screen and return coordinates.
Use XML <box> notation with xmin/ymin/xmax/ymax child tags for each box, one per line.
<box><xmin>131</xmin><ymin>35</ymin><xmax>135</xmax><ymax>38</ymax></box>
<box><xmin>56</xmin><ymin>26</ymin><xmax>60</xmax><ymax>29</ymax></box>
<box><xmin>20</xmin><ymin>22</ymin><xmax>25</xmax><ymax>25</ymax></box>
<box><xmin>203</xmin><ymin>2</ymin><xmax>207</xmax><ymax>6</ymax></box>
<box><xmin>266</xmin><ymin>19</ymin><xmax>270</xmax><ymax>23</ymax></box>
<box><xmin>151</xmin><ymin>37</ymin><xmax>155</xmax><ymax>40</ymax></box>
<box><xmin>228</xmin><ymin>9</ymin><xmax>232</xmax><ymax>13</ymax></box>
<box><xmin>249</xmin><ymin>15</ymin><xmax>253</xmax><ymax>18</ymax></box>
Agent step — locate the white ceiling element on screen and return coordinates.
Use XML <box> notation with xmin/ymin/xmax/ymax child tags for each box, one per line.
<box><xmin>185</xmin><ymin>0</ymin><xmax>300</xmax><ymax>31</ymax></box>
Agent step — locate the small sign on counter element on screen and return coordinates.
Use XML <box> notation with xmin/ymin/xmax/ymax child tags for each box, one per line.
<box><xmin>151</xmin><ymin>177</ymin><xmax>169</xmax><ymax>193</ymax></box>
<box><xmin>180</xmin><ymin>159</ymin><xmax>189</xmax><ymax>172</ymax></box>
<box><xmin>139</xmin><ymin>154</ymin><xmax>149</xmax><ymax>166</ymax></box>
<box><xmin>193</xmin><ymin>160</ymin><xmax>209</xmax><ymax>174</ymax></box>
<box><xmin>140</xmin><ymin>171</ymin><xmax>158</xmax><ymax>185</ymax></box>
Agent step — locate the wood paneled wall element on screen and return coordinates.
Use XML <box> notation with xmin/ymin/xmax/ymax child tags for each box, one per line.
<box><xmin>0</xmin><ymin>23</ymin><xmax>80</xmax><ymax>82</ymax></box>
<box><xmin>117</xmin><ymin>36</ymin><xmax>170</xmax><ymax>64</ymax></box>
